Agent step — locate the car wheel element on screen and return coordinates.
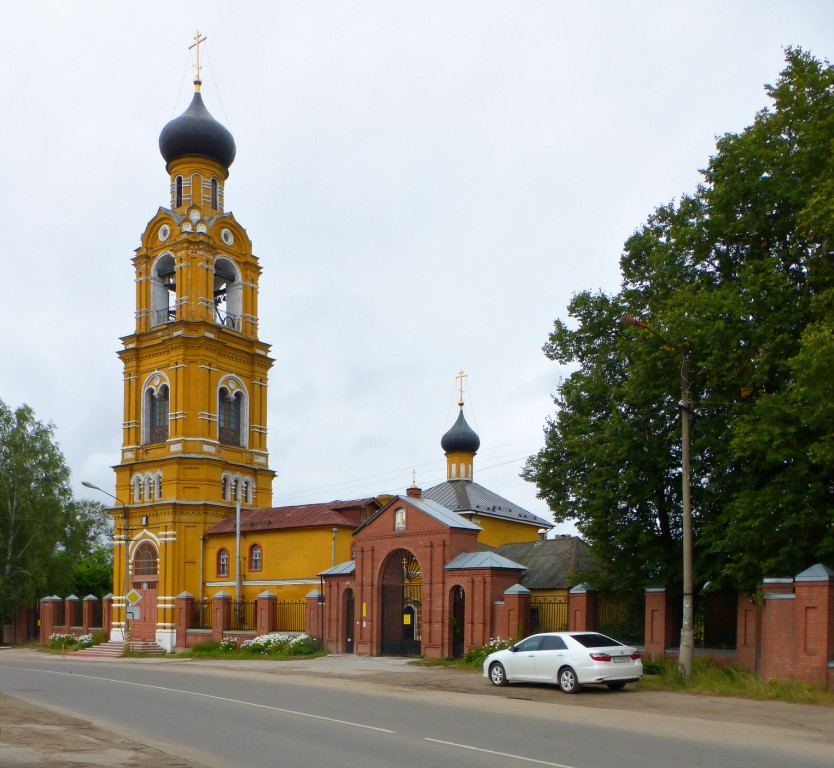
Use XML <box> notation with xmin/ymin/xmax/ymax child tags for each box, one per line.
<box><xmin>558</xmin><ymin>666</ymin><xmax>580</xmax><ymax>694</ymax></box>
<box><xmin>606</xmin><ymin>681</ymin><xmax>627</xmax><ymax>690</ymax></box>
<box><xmin>489</xmin><ymin>662</ymin><xmax>508</xmax><ymax>687</ymax></box>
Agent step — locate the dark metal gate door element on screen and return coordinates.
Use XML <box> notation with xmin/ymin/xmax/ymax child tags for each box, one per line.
<box><xmin>380</xmin><ymin>550</ymin><xmax>422</xmax><ymax>656</ymax></box>
<box><xmin>452</xmin><ymin>587</ymin><xmax>465</xmax><ymax>659</ymax></box>
<box><xmin>344</xmin><ymin>590</ymin><xmax>354</xmax><ymax>654</ymax></box>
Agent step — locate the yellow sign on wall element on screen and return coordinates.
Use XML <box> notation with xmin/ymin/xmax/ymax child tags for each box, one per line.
<box><xmin>403</xmin><ymin>614</ymin><xmax>411</xmax><ymax>625</ymax></box>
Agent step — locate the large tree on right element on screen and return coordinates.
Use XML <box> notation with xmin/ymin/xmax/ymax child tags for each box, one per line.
<box><xmin>524</xmin><ymin>48</ymin><xmax>834</xmax><ymax>591</ymax></box>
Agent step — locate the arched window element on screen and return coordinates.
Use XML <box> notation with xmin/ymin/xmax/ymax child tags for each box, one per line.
<box><xmin>155</xmin><ymin>473</ymin><xmax>163</xmax><ymax>499</ymax></box>
<box><xmin>211</xmin><ymin>178</ymin><xmax>219</xmax><ymax>210</ymax></box>
<box><xmin>133</xmin><ymin>476</ymin><xmax>143</xmax><ymax>502</ymax></box>
<box><xmin>175</xmin><ymin>176</ymin><xmax>183</xmax><ymax>207</ymax></box>
<box><xmin>217</xmin><ymin>549</ymin><xmax>229</xmax><ymax>577</ymax></box>
<box><xmin>218</xmin><ymin>386</ymin><xmax>244</xmax><ymax>446</ymax></box>
<box><xmin>222</xmin><ymin>475</ymin><xmax>230</xmax><ymax>501</ymax></box>
<box><xmin>243</xmin><ymin>479</ymin><xmax>253</xmax><ymax>504</ymax></box>
<box><xmin>145</xmin><ymin>384</ymin><xmax>169</xmax><ymax>443</ymax></box>
<box><xmin>249</xmin><ymin>544</ymin><xmax>262</xmax><ymax>572</ymax></box>
<box><xmin>133</xmin><ymin>542</ymin><xmax>158</xmax><ymax>576</ymax></box>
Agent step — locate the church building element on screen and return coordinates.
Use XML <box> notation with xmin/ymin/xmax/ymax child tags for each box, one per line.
<box><xmin>104</xmin><ymin>42</ymin><xmax>558</xmax><ymax>655</ymax></box>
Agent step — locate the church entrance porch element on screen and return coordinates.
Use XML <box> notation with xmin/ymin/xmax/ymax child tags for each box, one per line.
<box><xmin>129</xmin><ymin>582</ymin><xmax>158</xmax><ymax>642</ymax></box>
<box><xmin>380</xmin><ymin>549</ymin><xmax>422</xmax><ymax>656</ymax></box>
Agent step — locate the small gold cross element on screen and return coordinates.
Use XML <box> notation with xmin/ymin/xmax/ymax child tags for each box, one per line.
<box><xmin>189</xmin><ymin>31</ymin><xmax>207</xmax><ymax>89</ymax></box>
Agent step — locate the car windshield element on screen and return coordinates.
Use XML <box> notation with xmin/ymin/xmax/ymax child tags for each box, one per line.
<box><xmin>570</xmin><ymin>633</ymin><xmax>622</xmax><ymax>648</ymax></box>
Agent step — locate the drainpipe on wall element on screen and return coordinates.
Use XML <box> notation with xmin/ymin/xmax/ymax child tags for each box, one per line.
<box><xmin>235</xmin><ymin>496</ymin><xmax>241</xmax><ymax>603</ymax></box>
<box><xmin>199</xmin><ymin>535</ymin><xmax>204</xmax><ymax>603</ymax></box>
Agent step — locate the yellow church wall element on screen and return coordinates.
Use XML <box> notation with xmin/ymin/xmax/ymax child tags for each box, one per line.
<box><xmin>203</xmin><ymin>526</ymin><xmax>355</xmax><ymax>602</ymax></box>
<box><xmin>464</xmin><ymin>514</ymin><xmax>543</xmax><ymax>548</ymax></box>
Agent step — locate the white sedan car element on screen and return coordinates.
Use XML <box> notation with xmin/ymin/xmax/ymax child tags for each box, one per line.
<box><xmin>483</xmin><ymin>631</ymin><xmax>642</xmax><ymax>693</ymax></box>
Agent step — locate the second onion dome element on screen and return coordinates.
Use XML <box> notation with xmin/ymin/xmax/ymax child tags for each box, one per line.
<box><xmin>441</xmin><ymin>410</ymin><xmax>481</xmax><ymax>455</ymax></box>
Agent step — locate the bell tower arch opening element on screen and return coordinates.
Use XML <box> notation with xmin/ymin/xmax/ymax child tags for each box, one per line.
<box><xmin>150</xmin><ymin>252</ymin><xmax>177</xmax><ymax>326</ymax></box>
<box><xmin>213</xmin><ymin>256</ymin><xmax>242</xmax><ymax>331</ymax></box>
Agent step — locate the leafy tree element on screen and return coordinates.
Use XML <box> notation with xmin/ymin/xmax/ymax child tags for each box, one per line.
<box><xmin>525</xmin><ymin>49</ymin><xmax>834</xmax><ymax>589</ymax></box>
<box><xmin>71</xmin><ymin>542</ymin><xmax>113</xmax><ymax>598</ymax></box>
<box><xmin>0</xmin><ymin>400</ymin><xmax>72</xmax><ymax>619</ymax></box>
<box><xmin>0</xmin><ymin>400</ymin><xmax>112</xmax><ymax>621</ymax></box>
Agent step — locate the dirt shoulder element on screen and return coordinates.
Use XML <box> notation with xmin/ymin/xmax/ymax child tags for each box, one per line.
<box><xmin>2</xmin><ymin>649</ymin><xmax>833</xmax><ymax>766</ymax></box>
<box><xmin>0</xmin><ymin>690</ymin><xmax>204</xmax><ymax>768</ymax></box>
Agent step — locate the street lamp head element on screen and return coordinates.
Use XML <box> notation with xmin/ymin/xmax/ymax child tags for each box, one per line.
<box><xmin>81</xmin><ymin>480</ymin><xmax>99</xmax><ymax>490</ymax></box>
<box><xmin>621</xmin><ymin>314</ymin><xmax>647</xmax><ymax>329</ymax></box>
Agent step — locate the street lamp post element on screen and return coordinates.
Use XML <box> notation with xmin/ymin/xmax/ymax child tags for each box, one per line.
<box><xmin>81</xmin><ymin>481</ymin><xmax>131</xmax><ymax>648</ymax></box>
<box><xmin>622</xmin><ymin>315</ymin><xmax>694</xmax><ymax>682</ymax></box>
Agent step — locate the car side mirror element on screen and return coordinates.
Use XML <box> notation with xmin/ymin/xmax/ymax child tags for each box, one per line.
<box><xmin>509</xmin><ymin>645</ymin><xmax>517</xmax><ymax>653</ymax></box>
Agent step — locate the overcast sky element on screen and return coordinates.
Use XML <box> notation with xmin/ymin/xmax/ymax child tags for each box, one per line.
<box><xmin>1</xmin><ymin>2</ymin><xmax>832</xmax><ymax>533</ymax></box>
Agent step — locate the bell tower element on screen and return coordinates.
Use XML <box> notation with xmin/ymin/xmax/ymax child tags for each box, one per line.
<box><xmin>112</xmin><ymin>38</ymin><xmax>274</xmax><ymax>649</ymax></box>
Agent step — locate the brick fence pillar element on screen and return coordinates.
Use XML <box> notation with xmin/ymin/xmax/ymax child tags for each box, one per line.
<box><xmin>760</xmin><ymin>578</ymin><xmax>796</xmax><ymax>683</ymax></box>
<box><xmin>793</xmin><ymin>564</ymin><xmax>834</xmax><ymax>686</ymax></box>
<box><xmin>501</xmin><ymin>584</ymin><xmax>531</xmax><ymax>643</ymax></box>
<box><xmin>65</xmin><ymin>595</ymin><xmax>80</xmax><ymax>631</ymax></box>
<box><xmin>306</xmin><ymin>590</ymin><xmax>323</xmax><ymax>642</ymax></box>
<box><xmin>644</xmin><ymin>588</ymin><xmax>673</xmax><ymax>660</ymax></box>
<box><xmin>569</xmin><ymin>584</ymin><xmax>596</xmax><ymax>631</ymax></box>
<box><xmin>39</xmin><ymin>597</ymin><xmax>59</xmax><ymax>644</ymax></box>
<box><xmin>102</xmin><ymin>594</ymin><xmax>113</xmax><ymax>639</ymax></box>
<box><xmin>212</xmin><ymin>592</ymin><xmax>231</xmax><ymax>642</ymax></box>
<box><xmin>256</xmin><ymin>591</ymin><xmax>277</xmax><ymax>636</ymax></box>
<box><xmin>82</xmin><ymin>595</ymin><xmax>98</xmax><ymax>634</ymax></box>
<box><xmin>175</xmin><ymin>592</ymin><xmax>194</xmax><ymax>649</ymax></box>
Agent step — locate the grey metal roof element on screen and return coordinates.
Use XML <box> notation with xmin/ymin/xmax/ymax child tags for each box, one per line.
<box><xmin>445</xmin><ymin>551</ymin><xmax>527</xmax><ymax>571</ymax></box>
<box><xmin>408</xmin><ymin>496</ymin><xmax>482</xmax><ymax>530</ymax></box>
<box><xmin>495</xmin><ymin>537</ymin><xmax>593</xmax><ymax>590</ymax></box>
<box><xmin>318</xmin><ymin>561</ymin><xmax>356</xmax><ymax>577</ymax></box>
<box><xmin>422</xmin><ymin>480</ymin><xmax>552</xmax><ymax>528</ymax></box>
<box><xmin>355</xmin><ymin>495</ymin><xmax>482</xmax><ymax>535</ymax></box>
<box><xmin>795</xmin><ymin>563</ymin><xmax>834</xmax><ymax>582</ymax></box>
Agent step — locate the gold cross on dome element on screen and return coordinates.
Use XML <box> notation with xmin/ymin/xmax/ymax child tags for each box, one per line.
<box><xmin>189</xmin><ymin>31</ymin><xmax>207</xmax><ymax>89</ymax></box>
<box><xmin>456</xmin><ymin>369</ymin><xmax>467</xmax><ymax>409</ymax></box>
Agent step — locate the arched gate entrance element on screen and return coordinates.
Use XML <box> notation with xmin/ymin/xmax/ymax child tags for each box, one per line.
<box><xmin>380</xmin><ymin>549</ymin><xmax>422</xmax><ymax>656</ymax></box>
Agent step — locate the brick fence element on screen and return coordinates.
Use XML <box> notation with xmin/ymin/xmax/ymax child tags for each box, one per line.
<box><xmin>37</xmin><ymin>563</ymin><xmax>833</xmax><ymax>688</ymax></box>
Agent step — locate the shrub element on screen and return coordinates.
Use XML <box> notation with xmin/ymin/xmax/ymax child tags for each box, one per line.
<box><xmin>242</xmin><ymin>633</ymin><xmax>319</xmax><ymax>656</ymax></box>
<box><xmin>191</xmin><ymin>641</ymin><xmax>222</xmax><ymax>654</ymax></box>
<box><xmin>219</xmin><ymin>637</ymin><xmax>239</xmax><ymax>652</ymax></box>
<box><xmin>47</xmin><ymin>633</ymin><xmax>77</xmax><ymax>649</ymax></box>
<box><xmin>462</xmin><ymin>637</ymin><xmax>510</xmax><ymax>666</ymax></box>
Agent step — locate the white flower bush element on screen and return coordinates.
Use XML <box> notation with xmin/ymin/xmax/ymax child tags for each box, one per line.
<box><xmin>47</xmin><ymin>632</ymin><xmax>96</xmax><ymax>649</ymax></box>
<box><xmin>238</xmin><ymin>633</ymin><xmax>318</xmax><ymax>656</ymax></box>
<box><xmin>219</xmin><ymin>637</ymin><xmax>239</xmax><ymax>652</ymax></box>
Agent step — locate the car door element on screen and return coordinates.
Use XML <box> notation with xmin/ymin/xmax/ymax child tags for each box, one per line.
<box><xmin>505</xmin><ymin>635</ymin><xmax>543</xmax><ymax>681</ymax></box>
<box><xmin>533</xmin><ymin>634</ymin><xmax>568</xmax><ymax>681</ymax></box>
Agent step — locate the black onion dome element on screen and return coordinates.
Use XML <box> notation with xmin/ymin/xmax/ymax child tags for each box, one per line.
<box><xmin>159</xmin><ymin>91</ymin><xmax>236</xmax><ymax>169</ymax></box>
<box><xmin>441</xmin><ymin>411</ymin><xmax>481</xmax><ymax>454</ymax></box>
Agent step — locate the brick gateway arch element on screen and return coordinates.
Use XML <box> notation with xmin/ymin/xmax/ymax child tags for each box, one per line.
<box><xmin>316</xmin><ymin>493</ymin><xmax>530</xmax><ymax>658</ymax></box>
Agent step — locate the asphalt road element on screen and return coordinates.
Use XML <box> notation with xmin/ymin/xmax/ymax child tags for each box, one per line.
<box><xmin>0</xmin><ymin>649</ymin><xmax>832</xmax><ymax>768</ymax></box>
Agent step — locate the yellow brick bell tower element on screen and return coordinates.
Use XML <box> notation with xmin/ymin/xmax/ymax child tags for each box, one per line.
<box><xmin>112</xmin><ymin>36</ymin><xmax>274</xmax><ymax>649</ymax></box>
